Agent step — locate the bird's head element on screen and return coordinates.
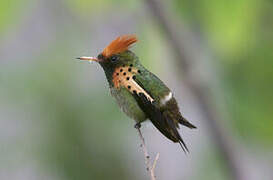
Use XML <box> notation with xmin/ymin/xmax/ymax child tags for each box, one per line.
<box><xmin>78</xmin><ymin>35</ymin><xmax>139</xmax><ymax>75</ymax></box>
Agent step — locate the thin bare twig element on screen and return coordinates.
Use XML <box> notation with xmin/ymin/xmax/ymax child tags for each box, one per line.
<box><xmin>136</xmin><ymin>126</ymin><xmax>159</xmax><ymax>180</ymax></box>
<box><xmin>143</xmin><ymin>0</ymin><xmax>244</xmax><ymax>180</ymax></box>
<box><xmin>151</xmin><ymin>153</ymin><xmax>160</xmax><ymax>173</ymax></box>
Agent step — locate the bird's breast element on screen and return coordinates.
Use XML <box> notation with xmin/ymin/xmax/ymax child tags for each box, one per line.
<box><xmin>110</xmin><ymin>86</ymin><xmax>147</xmax><ymax>123</ymax></box>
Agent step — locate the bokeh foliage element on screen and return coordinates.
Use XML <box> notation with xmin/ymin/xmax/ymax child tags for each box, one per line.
<box><xmin>174</xmin><ymin>0</ymin><xmax>273</xmax><ymax>146</ymax></box>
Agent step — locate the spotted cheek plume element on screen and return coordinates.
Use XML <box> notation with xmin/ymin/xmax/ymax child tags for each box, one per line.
<box><xmin>112</xmin><ymin>66</ymin><xmax>154</xmax><ymax>102</ymax></box>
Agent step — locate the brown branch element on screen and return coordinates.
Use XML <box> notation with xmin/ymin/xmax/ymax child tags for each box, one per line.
<box><xmin>136</xmin><ymin>126</ymin><xmax>159</xmax><ymax>180</ymax></box>
<box><xmin>143</xmin><ymin>0</ymin><xmax>244</xmax><ymax>180</ymax></box>
<box><xmin>151</xmin><ymin>153</ymin><xmax>160</xmax><ymax>174</ymax></box>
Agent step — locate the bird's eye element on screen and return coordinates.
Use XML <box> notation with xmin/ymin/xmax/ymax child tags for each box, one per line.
<box><xmin>97</xmin><ymin>54</ymin><xmax>103</xmax><ymax>59</ymax></box>
<box><xmin>110</xmin><ymin>55</ymin><xmax>118</xmax><ymax>62</ymax></box>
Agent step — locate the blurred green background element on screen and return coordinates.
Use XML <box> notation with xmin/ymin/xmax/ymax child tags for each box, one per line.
<box><xmin>0</xmin><ymin>0</ymin><xmax>272</xmax><ymax>180</ymax></box>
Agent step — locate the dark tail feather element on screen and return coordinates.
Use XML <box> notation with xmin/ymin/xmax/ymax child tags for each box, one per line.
<box><xmin>164</xmin><ymin>113</ymin><xmax>189</xmax><ymax>153</ymax></box>
<box><xmin>179</xmin><ymin>117</ymin><xmax>197</xmax><ymax>129</ymax></box>
<box><xmin>178</xmin><ymin>137</ymin><xmax>189</xmax><ymax>153</ymax></box>
<box><xmin>134</xmin><ymin>92</ymin><xmax>191</xmax><ymax>153</ymax></box>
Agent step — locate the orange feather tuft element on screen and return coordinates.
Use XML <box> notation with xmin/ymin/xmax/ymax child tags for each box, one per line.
<box><xmin>102</xmin><ymin>35</ymin><xmax>138</xmax><ymax>58</ymax></box>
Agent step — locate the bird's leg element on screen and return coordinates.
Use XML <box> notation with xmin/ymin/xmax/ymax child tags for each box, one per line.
<box><xmin>134</xmin><ymin>122</ymin><xmax>142</xmax><ymax>129</ymax></box>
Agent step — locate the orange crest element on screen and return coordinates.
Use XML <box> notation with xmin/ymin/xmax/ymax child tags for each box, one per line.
<box><xmin>102</xmin><ymin>35</ymin><xmax>138</xmax><ymax>58</ymax></box>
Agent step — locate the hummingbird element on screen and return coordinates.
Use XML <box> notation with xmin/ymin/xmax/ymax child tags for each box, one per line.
<box><xmin>78</xmin><ymin>35</ymin><xmax>196</xmax><ymax>152</ymax></box>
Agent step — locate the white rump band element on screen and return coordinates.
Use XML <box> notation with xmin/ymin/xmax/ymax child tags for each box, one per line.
<box><xmin>161</xmin><ymin>92</ymin><xmax>172</xmax><ymax>105</ymax></box>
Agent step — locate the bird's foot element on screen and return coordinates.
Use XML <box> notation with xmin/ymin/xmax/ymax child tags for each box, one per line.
<box><xmin>134</xmin><ymin>122</ymin><xmax>141</xmax><ymax>129</ymax></box>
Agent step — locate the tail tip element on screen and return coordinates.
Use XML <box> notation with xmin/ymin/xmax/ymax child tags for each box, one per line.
<box><xmin>184</xmin><ymin>121</ymin><xmax>197</xmax><ymax>129</ymax></box>
<box><xmin>178</xmin><ymin>141</ymin><xmax>189</xmax><ymax>153</ymax></box>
